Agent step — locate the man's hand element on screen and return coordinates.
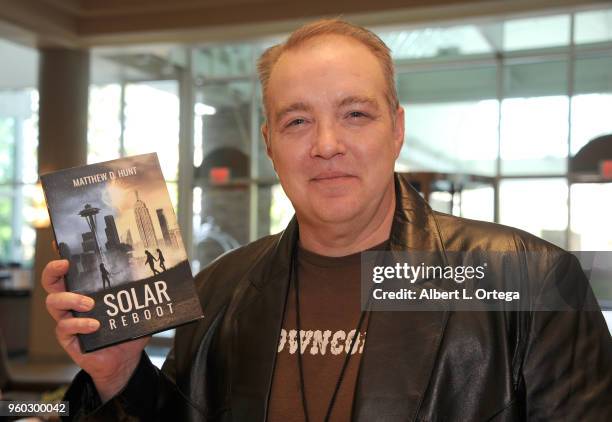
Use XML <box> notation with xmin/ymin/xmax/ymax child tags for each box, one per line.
<box><xmin>41</xmin><ymin>259</ymin><xmax>150</xmax><ymax>402</ymax></box>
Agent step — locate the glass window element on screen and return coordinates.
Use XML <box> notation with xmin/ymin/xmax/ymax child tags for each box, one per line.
<box><xmin>196</xmin><ymin>80</ymin><xmax>252</xmax><ymax>159</ymax></box>
<box><xmin>255</xmin><ymin>85</ymin><xmax>277</xmax><ymax>181</ymax></box>
<box><xmin>0</xmin><ymin>187</ymin><xmax>12</xmax><ymax>259</ymax></box>
<box><xmin>193</xmin><ymin>44</ymin><xmax>254</xmax><ymax>79</ymax></box>
<box><xmin>503</xmin><ymin>14</ymin><xmax>570</xmax><ymax>51</ymax></box>
<box><xmin>503</xmin><ymin>60</ymin><xmax>568</xmax><ymax>98</ymax></box>
<box><xmin>570</xmin><ymin>183</ymin><xmax>612</xmax><ymax>251</ymax></box>
<box><xmin>459</xmin><ymin>186</ymin><xmax>495</xmax><ymax>222</ymax></box>
<box><xmin>500</xmin><ymin>178</ymin><xmax>568</xmax><ymax>248</ymax></box>
<box><xmin>571</xmin><ymin>93</ymin><xmax>612</xmax><ymax>156</ymax></box>
<box><xmin>574</xmin><ymin>55</ymin><xmax>612</xmax><ymax>95</ymax></box>
<box><xmin>575</xmin><ymin>8</ymin><xmax>612</xmax><ymax>44</ymax></box>
<box><xmin>91</xmin><ymin>47</ymin><xmax>181</xmax><ymax>82</ymax></box>
<box><xmin>397</xmin><ymin>65</ymin><xmax>498</xmax><ymax>176</ymax></box>
<box><xmin>191</xmin><ymin>184</ymin><xmax>247</xmax><ymax>270</ymax></box>
<box><xmin>0</xmin><ymin>39</ymin><xmax>38</xmax><ymax>91</ymax></box>
<box><xmin>0</xmin><ymin>83</ymin><xmax>38</xmax><ymax>265</ymax></box>
<box><xmin>428</xmin><ymin>191</ymin><xmax>456</xmax><ymax>215</ymax></box>
<box><xmin>192</xmin><ymin>79</ymin><xmax>254</xmax><ymax>266</ymax></box>
<box><xmin>0</xmin><ymin>184</ymin><xmax>37</xmax><ymax>263</ymax></box>
<box><xmin>423</xmin><ymin>185</ymin><xmax>494</xmax><ymax>222</ymax></box>
<box><xmin>88</xmin><ymin>84</ymin><xmax>122</xmax><ymax>163</ymax></box>
<box><xmin>124</xmin><ymin>80</ymin><xmax>180</xmax><ymax>181</ymax></box>
<box><xmin>22</xmin><ymin>90</ymin><xmax>39</xmax><ymax>185</ymax></box>
<box><xmin>0</xmin><ymin>90</ymin><xmax>38</xmax><ymax>184</ymax></box>
<box><xmin>379</xmin><ymin>25</ymin><xmax>493</xmax><ymax>60</ymax></box>
<box><xmin>397</xmin><ymin>66</ymin><xmax>497</xmax><ymax>103</ymax></box>
<box><xmin>18</xmin><ymin>184</ymin><xmax>38</xmax><ymax>262</ymax></box>
<box><xmin>269</xmin><ymin>183</ymin><xmax>293</xmax><ymax>235</ymax></box>
<box><xmin>400</xmin><ymin>100</ymin><xmax>499</xmax><ymax>176</ymax></box>
<box><xmin>500</xmin><ymin>96</ymin><xmax>569</xmax><ymax>175</ymax></box>
<box><xmin>0</xmin><ymin>116</ymin><xmax>14</xmax><ymax>184</ymax></box>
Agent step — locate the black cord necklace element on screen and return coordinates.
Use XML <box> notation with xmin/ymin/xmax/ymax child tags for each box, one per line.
<box><xmin>292</xmin><ymin>247</ymin><xmax>370</xmax><ymax>422</ymax></box>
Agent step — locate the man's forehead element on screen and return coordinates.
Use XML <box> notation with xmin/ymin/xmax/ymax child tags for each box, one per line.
<box><xmin>277</xmin><ymin>33</ymin><xmax>375</xmax><ymax>65</ymax></box>
<box><xmin>263</xmin><ymin>34</ymin><xmax>388</xmax><ymax>117</ymax></box>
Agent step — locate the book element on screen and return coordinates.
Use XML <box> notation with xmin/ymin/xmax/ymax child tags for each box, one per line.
<box><xmin>40</xmin><ymin>152</ymin><xmax>204</xmax><ymax>352</ymax></box>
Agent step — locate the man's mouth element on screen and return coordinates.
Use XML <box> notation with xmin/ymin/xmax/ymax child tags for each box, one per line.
<box><xmin>311</xmin><ymin>171</ymin><xmax>355</xmax><ymax>181</ymax></box>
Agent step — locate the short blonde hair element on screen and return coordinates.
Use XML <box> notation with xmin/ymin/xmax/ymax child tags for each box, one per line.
<box><xmin>257</xmin><ymin>18</ymin><xmax>399</xmax><ymax>119</ymax></box>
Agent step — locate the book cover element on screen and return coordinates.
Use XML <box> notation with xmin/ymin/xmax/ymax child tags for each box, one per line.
<box><xmin>40</xmin><ymin>152</ymin><xmax>203</xmax><ymax>352</ymax></box>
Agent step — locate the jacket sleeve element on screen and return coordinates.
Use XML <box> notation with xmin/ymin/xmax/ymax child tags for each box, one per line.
<box><xmin>62</xmin><ymin>351</ymin><xmax>192</xmax><ymax>421</ymax></box>
<box><xmin>521</xmin><ymin>252</ymin><xmax>612</xmax><ymax>420</ymax></box>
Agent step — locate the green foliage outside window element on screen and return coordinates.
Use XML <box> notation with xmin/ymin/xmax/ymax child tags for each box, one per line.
<box><xmin>0</xmin><ymin>118</ymin><xmax>14</xmax><ymax>183</ymax></box>
<box><xmin>0</xmin><ymin>117</ymin><xmax>14</xmax><ymax>260</ymax></box>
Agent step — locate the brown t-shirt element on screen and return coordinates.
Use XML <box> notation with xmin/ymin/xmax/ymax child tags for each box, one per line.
<box><xmin>267</xmin><ymin>241</ymin><xmax>386</xmax><ymax>422</ymax></box>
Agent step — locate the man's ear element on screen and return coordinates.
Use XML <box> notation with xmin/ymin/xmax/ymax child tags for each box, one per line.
<box><xmin>392</xmin><ymin>106</ymin><xmax>405</xmax><ymax>159</ymax></box>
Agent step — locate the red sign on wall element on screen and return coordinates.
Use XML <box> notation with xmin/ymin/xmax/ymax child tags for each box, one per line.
<box><xmin>600</xmin><ymin>160</ymin><xmax>612</xmax><ymax>180</ymax></box>
<box><xmin>210</xmin><ymin>167</ymin><xmax>231</xmax><ymax>184</ymax></box>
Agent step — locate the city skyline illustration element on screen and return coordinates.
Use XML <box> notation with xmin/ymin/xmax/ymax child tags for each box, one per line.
<box><xmin>43</xmin><ymin>154</ymin><xmax>187</xmax><ymax>293</ymax></box>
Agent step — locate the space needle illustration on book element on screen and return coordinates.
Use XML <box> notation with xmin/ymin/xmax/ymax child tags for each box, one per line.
<box><xmin>41</xmin><ymin>153</ymin><xmax>203</xmax><ymax>352</ymax></box>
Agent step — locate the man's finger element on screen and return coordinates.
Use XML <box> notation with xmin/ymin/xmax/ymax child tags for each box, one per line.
<box><xmin>55</xmin><ymin>318</ymin><xmax>100</xmax><ymax>348</ymax></box>
<box><xmin>47</xmin><ymin>307</ymin><xmax>70</xmax><ymax>323</ymax></box>
<box><xmin>46</xmin><ymin>292</ymin><xmax>94</xmax><ymax>321</ymax></box>
<box><xmin>41</xmin><ymin>260</ymin><xmax>69</xmax><ymax>293</ymax></box>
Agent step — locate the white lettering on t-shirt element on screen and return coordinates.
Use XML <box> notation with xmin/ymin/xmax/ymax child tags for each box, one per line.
<box><xmin>311</xmin><ymin>330</ymin><xmax>332</xmax><ymax>355</ymax></box>
<box><xmin>277</xmin><ymin>328</ymin><xmax>366</xmax><ymax>355</ymax></box>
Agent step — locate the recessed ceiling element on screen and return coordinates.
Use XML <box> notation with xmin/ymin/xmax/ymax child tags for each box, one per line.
<box><xmin>0</xmin><ymin>0</ymin><xmax>604</xmax><ymax>47</ymax></box>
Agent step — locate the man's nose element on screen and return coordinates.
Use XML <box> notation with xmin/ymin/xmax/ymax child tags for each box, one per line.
<box><xmin>310</xmin><ymin>120</ymin><xmax>346</xmax><ymax>159</ymax></box>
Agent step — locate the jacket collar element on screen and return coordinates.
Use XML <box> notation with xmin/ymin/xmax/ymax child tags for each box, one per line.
<box><xmin>229</xmin><ymin>173</ymin><xmax>449</xmax><ymax>421</ymax></box>
<box><xmin>390</xmin><ymin>172</ymin><xmax>448</xmax><ymax>253</ymax></box>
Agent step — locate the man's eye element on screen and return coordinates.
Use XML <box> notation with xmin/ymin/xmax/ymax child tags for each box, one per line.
<box><xmin>288</xmin><ymin>118</ymin><xmax>306</xmax><ymax>127</ymax></box>
<box><xmin>347</xmin><ymin>111</ymin><xmax>367</xmax><ymax>119</ymax></box>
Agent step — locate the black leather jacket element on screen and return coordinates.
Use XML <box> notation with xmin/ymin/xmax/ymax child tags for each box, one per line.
<box><xmin>64</xmin><ymin>174</ymin><xmax>612</xmax><ymax>421</ymax></box>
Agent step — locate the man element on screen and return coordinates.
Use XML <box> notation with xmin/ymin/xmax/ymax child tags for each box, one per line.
<box><xmin>42</xmin><ymin>19</ymin><xmax>611</xmax><ymax>421</ymax></box>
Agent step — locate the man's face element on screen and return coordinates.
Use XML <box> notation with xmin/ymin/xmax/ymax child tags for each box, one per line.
<box><xmin>262</xmin><ymin>35</ymin><xmax>404</xmax><ymax>227</ymax></box>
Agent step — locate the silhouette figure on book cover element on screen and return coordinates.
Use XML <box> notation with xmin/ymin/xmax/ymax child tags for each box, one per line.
<box><xmin>157</xmin><ymin>248</ymin><xmax>167</xmax><ymax>272</ymax></box>
<box><xmin>144</xmin><ymin>250</ymin><xmax>161</xmax><ymax>275</ymax></box>
<box><xmin>100</xmin><ymin>262</ymin><xmax>112</xmax><ymax>289</ymax></box>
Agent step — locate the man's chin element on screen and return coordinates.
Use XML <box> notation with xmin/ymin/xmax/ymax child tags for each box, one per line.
<box><xmin>310</xmin><ymin>200</ymin><xmax>364</xmax><ymax>225</ymax></box>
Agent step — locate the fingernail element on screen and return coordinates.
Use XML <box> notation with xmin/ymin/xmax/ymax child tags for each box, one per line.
<box><xmin>80</xmin><ymin>297</ymin><xmax>94</xmax><ymax>309</ymax></box>
<box><xmin>88</xmin><ymin>320</ymin><xmax>100</xmax><ymax>330</ymax></box>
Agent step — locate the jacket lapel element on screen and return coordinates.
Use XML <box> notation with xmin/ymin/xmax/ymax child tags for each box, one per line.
<box><xmin>227</xmin><ymin>219</ymin><xmax>298</xmax><ymax>420</ymax></box>
<box><xmin>352</xmin><ymin>174</ymin><xmax>450</xmax><ymax>422</ymax></box>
